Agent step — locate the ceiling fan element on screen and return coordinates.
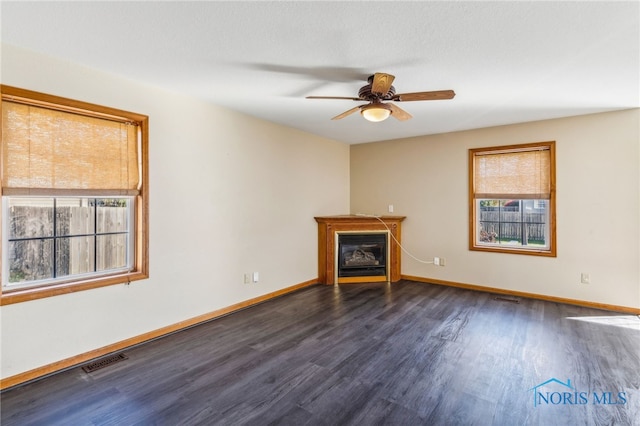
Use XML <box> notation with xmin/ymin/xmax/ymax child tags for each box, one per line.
<box><xmin>306</xmin><ymin>72</ymin><xmax>455</xmax><ymax>122</ymax></box>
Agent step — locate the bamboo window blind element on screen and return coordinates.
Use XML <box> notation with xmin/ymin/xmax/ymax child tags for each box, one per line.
<box><xmin>2</xmin><ymin>100</ymin><xmax>140</xmax><ymax>196</ymax></box>
<box><xmin>472</xmin><ymin>145</ymin><xmax>551</xmax><ymax>200</ymax></box>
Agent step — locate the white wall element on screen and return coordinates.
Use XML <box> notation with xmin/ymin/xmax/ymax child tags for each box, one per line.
<box><xmin>0</xmin><ymin>44</ymin><xmax>350</xmax><ymax>379</ymax></box>
<box><xmin>351</xmin><ymin>109</ymin><xmax>640</xmax><ymax>310</ymax></box>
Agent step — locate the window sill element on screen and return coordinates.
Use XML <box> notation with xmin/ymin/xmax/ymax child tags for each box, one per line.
<box><xmin>0</xmin><ymin>271</ymin><xmax>148</xmax><ymax>305</ymax></box>
<box><xmin>470</xmin><ymin>245</ymin><xmax>556</xmax><ymax>257</ymax></box>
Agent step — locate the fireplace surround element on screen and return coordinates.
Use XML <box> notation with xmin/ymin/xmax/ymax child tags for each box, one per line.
<box><xmin>315</xmin><ymin>215</ymin><xmax>405</xmax><ymax>284</ymax></box>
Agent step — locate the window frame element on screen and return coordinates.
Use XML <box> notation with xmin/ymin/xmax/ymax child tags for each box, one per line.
<box><xmin>469</xmin><ymin>141</ymin><xmax>556</xmax><ymax>257</ymax></box>
<box><xmin>1</xmin><ymin>85</ymin><xmax>149</xmax><ymax>305</ymax></box>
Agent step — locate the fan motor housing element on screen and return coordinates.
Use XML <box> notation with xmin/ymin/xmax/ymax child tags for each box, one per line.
<box><xmin>359</xmin><ymin>84</ymin><xmax>396</xmax><ymax>101</ymax></box>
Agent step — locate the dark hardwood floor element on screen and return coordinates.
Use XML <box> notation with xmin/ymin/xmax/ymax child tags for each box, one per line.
<box><xmin>2</xmin><ymin>280</ymin><xmax>639</xmax><ymax>425</ymax></box>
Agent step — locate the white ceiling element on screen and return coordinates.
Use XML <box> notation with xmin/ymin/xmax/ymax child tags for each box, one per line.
<box><xmin>2</xmin><ymin>1</ymin><xmax>638</xmax><ymax>144</ymax></box>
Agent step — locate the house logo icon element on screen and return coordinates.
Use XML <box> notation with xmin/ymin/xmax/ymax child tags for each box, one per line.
<box><xmin>529</xmin><ymin>378</ymin><xmax>577</xmax><ymax>407</ymax></box>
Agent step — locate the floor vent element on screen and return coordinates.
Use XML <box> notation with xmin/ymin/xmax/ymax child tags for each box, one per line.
<box><xmin>494</xmin><ymin>296</ymin><xmax>520</xmax><ymax>304</ymax></box>
<box><xmin>82</xmin><ymin>353</ymin><xmax>128</xmax><ymax>373</ymax></box>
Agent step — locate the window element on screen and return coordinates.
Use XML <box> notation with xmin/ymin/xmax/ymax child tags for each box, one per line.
<box><xmin>6</xmin><ymin>197</ymin><xmax>133</xmax><ymax>287</ymax></box>
<box><xmin>469</xmin><ymin>141</ymin><xmax>556</xmax><ymax>256</ymax></box>
<box><xmin>1</xmin><ymin>86</ymin><xmax>149</xmax><ymax>304</ymax></box>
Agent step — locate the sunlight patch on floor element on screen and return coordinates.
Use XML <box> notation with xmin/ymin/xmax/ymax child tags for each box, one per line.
<box><xmin>566</xmin><ymin>315</ymin><xmax>640</xmax><ymax>331</ymax></box>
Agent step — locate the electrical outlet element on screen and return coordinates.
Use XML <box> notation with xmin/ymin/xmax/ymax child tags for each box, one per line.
<box><xmin>434</xmin><ymin>257</ymin><xmax>440</xmax><ymax>266</ymax></box>
<box><xmin>244</xmin><ymin>273</ymin><xmax>251</xmax><ymax>284</ymax></box>
<box><xmin>580</xmin><ymin>273</ymin><xmax>590</xmax><ymax>284</ymax></box>
<box><xmin>440</xmin><ymin>257</ymin><xmax>446</xmax><ymax>266</ymax></box>
<box><xmin>388</xmin><ymin>204</ymin><xmax>394</xmax><ymax>213</ymax></box>
<box><xmin>253</xmin><ymin>272</ymin><xmax>259</xmax><ymax>283</ymax></box>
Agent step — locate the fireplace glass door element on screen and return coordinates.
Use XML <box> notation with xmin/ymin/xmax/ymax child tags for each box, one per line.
<box><xmin>338</xmin><ymin>233</ymin><xmax>387</xmax><ymax>278</ymax></box>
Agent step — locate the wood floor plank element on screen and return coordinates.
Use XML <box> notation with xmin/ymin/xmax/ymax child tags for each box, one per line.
<box><xmin>1</xmin><ymin>280</ymin><xmax>638</xmax><ymax>425</ymax></box>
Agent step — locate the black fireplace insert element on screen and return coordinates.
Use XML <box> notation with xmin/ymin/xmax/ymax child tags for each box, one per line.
<box><xmin>338</xmin><ymin>233</ymin><xmax>387</xmax><ymax>278</ymax></box>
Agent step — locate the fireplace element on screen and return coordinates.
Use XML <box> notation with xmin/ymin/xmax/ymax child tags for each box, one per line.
<box><xmin>338</xmin><ymin>233</ymin><xmax>387</xmax><ymax>278</ymax></box>
<box><xmin>315</xmin><ymin>215</ymin><xmax>405</xmax><ymax>284</ymax></box>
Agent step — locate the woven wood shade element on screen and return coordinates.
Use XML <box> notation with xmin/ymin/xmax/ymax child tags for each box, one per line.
<box><xmin>473</xmin><ymin>147</ymin><xmax>551</xmax><ymax>199</ymax></box>
<box><xmin>2</xmin><ymin>101</ymin><xmax>140</xmax><ymax>196</ymax></box>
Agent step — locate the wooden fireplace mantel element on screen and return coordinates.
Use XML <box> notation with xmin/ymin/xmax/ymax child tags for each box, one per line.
<box><xmin>315</xmin><ymin>215</ymin><xmax>406</xmax><ymax>285</ymax></box>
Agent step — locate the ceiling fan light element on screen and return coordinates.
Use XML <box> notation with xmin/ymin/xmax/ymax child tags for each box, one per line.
<box><xmin>361</xmin><ymin>104</ymin><xmax>392</xmax><ymax>122</ymax></box>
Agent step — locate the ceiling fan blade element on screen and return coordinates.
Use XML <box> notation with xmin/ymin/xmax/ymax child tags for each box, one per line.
<box><xmin>388</xmin><ymin>103</ymin><xmax>413</xmax><ymax>121</ymax></box>
<box><xmin>306</xmin><ymin>95</ymin><xmax>363</xmax><ymax>101</ymax></box>
<box><xmin>394</xmin><ymin>90</ymin><xmax>456</xmax><ymax>102</ymax></box>
<box><xmin>331</xmin><ymin>106</ymin><xmax>362</xmax><ymax>120</ymax></box>
<box><xmin>371</xmin><ymin>73</ymin><xmax>395</xmax><ymax>96</ymax></box>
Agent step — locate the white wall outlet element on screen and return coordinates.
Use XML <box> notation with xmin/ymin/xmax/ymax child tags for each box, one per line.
<box><xmin>440</xmin><ymin>257</ymin><xmax>446</xmax><ymax>266</ymax></box>
<box><xmin>434</xmin><ymin>257</ymin><xmax>440</xmax><ymax>266</ymax></box>
<box><xmin>244</xmin><ymin>273</ymin><xmax>251</xmax><ymax>284</ymax></box>
<box><xmin>388</xmin><ymin>204</ymin><xmax>394</xmax><ymax>213</ymax></box>
<box><xmin>253</xmin><ymin>272</ymin><xmax>259</xmax><ymax>283</ymax></box>
<box><xmin>580</xmin><ymin>273</ymin><xmax>590</xmax><ymax>284</ymax></box>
